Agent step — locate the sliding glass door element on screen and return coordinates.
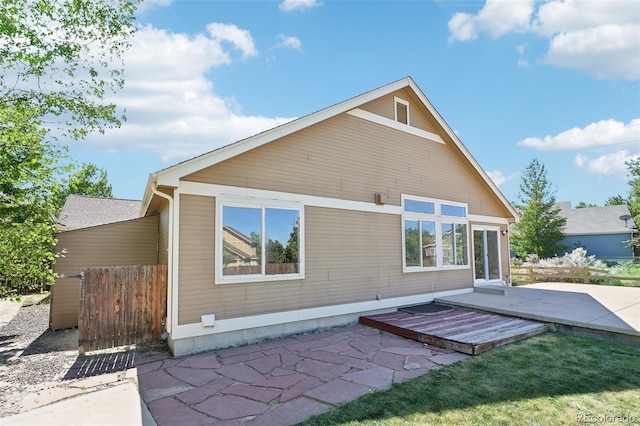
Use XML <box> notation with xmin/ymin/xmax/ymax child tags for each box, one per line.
<box><xmin>473</xmin><ymin>226</ymin><xmax>501</xmax><ymax>284</ymax></box>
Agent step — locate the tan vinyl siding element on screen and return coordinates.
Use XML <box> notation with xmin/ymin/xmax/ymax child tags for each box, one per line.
<box><xmin>359</xmin><ymin>89</ymin><xmax>436</xmax><ymax>134</ymax></box>
<box><xmin>158</xmin><ymin>203</ymin><xmax>170</xmax><ymax>265</ymax></box>
<box><xmin>50</xmin><ymin>215</ymin><xmax>159</xmax><ymax>330</ymax></box>
<box><xmin>177</xmin><ymin>201</ymin><xmax>469</xmax><ymax>324</ymax></box>
<box><xmin>185</xmin><ymin>112</ymin><xmax>505</xmax><ymax>217</ymax></box>
<box><xmin>177</xmin><ymin>194</ymin><xmax>215</xmax><ymax>325</ymax></box>
<box><xmin>176</xmin><ymin>97</ymin><xmax>512</xmax><ymax>325</ymax></box>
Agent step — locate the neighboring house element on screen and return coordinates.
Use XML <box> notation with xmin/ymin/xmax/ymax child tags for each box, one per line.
<box><xmin>56</xmin><ymin>195</ymin><xmax>142</xmax><ymax>231</ymax></box>
<box><xmin>222</xmin><ymin>225</ymin><xmax>259</xmax><ymax>270</ymax></box>
<box><xmin>556</xmin><ymin>201</ymin><xmax>637</xmax><ymax>263</ymax></box>
<box><xmin>55</xmin><ymin>77</ymin><xmax>519</xmax><ymax>355</ymax></box>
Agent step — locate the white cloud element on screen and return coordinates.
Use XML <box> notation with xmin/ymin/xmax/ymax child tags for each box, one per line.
<box><xmin>544</xmin><ymin>24</ymin><xmax>640</xmax><ymax>80</ymax></box>
<box><xmin>275</xmin><ymin>34</ymin><xmax>303</xmax><ymax>51</ymax></box>
<box><xmin>518</xmin><ymin>119</ymin><xmax>640</xmax><ymax>150</ymax></box>
<box><xmin>85</xmin><ymin>24</ymin><xmax>294</xmax><ymax>163</ymax></box>
<box><xmin>206</xmin><ymin>23</ymin><xmax>258</xmax><ymax>60</ymax></box>
<box><xmin>448</xmin><ymin>0</ymin><xmax>534</xmax><ymax>42</ymax></box>
<box><xmin>135</xmin><ymin>0</ymin><xmax>172</xmax><ymax>14</ymax></box>
<box><xmin>279</xmin><ymin>0</ymin><xmax>322</xmax><ymax>13</ymax></box>
<box><xmin>516</xmin><ymin>43</ymin><xmax>530</xmax><ymax>68</ymax></box>
<box><xmin>520</xmin><ymin>118</ymin><xmax>640</xmax><ymax>179</ymax></box>
<box><xmin>448</xmin><ymin>0</ymin><xmax>640</xmax><ymax>80</ymax></box>
<box><xmin>533</xmin><ymin>0</ymin><xmax>638</xmax><ymax>36</ymax></box>
<box><xmin>487</xmin><ymin>170</ymin><xmax>519</xmax><ymax>187</ymax></box>
<box><xmin>574</xmin><ymin>150</ymin><xmax>637</xmax><ymax>179</ymax></box>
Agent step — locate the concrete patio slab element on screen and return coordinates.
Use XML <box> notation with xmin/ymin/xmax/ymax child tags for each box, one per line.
<box><xmin>3</xmin><ymin>382</ymin><xmax>155</xmax><ymax>426</ymax></box>
<box><xmin>437</xmin><ymin>283</ymin><xmax>640</xmax><ymax>340</ymax></box>
<box><xmin>0</xmin><ymin>299</ymin><xmax>21</xmax><ymax>329</ymax></box>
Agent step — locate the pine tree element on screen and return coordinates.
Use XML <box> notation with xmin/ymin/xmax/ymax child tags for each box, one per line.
<box><xmin>625</xmin><ymin>157</ymin><xmax>640</xmax><ymax>226</ymax></box>
<box><xmin>511</xmin><ymin>158</ymin><xmax>567</xmax><ymax>259</ymax></box>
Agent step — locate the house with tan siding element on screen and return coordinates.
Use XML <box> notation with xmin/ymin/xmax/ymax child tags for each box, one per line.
<box><xmin>137</xmin><ymin>77</ymin><xmax>519</xmax><ymax>356</ymax></box>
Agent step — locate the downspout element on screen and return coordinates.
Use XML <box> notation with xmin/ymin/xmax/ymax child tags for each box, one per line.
<box><xmin>151</xmin><ymin>181</ymin><xmax>174</xmax><ymax>336</ymax></box>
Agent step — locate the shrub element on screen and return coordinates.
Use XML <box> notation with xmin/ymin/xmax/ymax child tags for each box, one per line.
<box><xmin>520</xmin><ymin>247</ymin><xmax>608</xmax><ymax>283</ymax></box>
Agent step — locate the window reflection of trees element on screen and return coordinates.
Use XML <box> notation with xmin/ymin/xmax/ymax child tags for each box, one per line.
<box><xmin>222</xmin><ymin>206</ymin><xmax>300</xmax><ymax>277</ymax></box>
<box><xmin>405</xmin><ymin>220</ymin><xmax>437</xmax><ymax>268</ymax></box>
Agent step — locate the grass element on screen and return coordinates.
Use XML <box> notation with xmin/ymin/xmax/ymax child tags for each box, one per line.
<box><xmin>300</xmin><ymin>334</ymin><xmax>640</xmax><ymax>425</ymax></box>
<box><xmin>608</xmin><ymin>262</ymin><xmax>640</xmax><ymax>287</ymax></box>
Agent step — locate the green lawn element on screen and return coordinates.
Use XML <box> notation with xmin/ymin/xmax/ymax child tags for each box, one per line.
<box><xmin>301</xmin><ymin>334</ymin><xmax>640</xmax><ymax>425</ymax></box>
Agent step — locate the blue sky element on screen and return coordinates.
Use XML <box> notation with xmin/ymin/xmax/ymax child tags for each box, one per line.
<box><xmin>70</xmin><ymin>0</ymin><xmax>640</xmax><ymax>207</ymax></box>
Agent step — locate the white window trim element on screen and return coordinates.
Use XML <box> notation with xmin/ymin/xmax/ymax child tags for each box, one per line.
<box><xmin>215</xmin><ymin>197</ymin><xmax>305</xmax><ymax>285</ymax></box>
<box><xmin>394</xmin><ymin>96</ymin><xmax>410</xmax><ymax>125</ymax></box>
<box><xmin>401</xmin><ymin>195</ymin><xmax>470</xmax><ymax>273</ymax></box>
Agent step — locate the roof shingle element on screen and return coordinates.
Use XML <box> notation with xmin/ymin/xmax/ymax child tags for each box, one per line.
<box><xmin>557</xmin><ymin>202</ymin><xmax>636</xmax><ymax>235</ymax></box>
<box><xmin>56</xmin><ymin>195</ymin><xmax>142</xmax><ymax>230</ymax></box>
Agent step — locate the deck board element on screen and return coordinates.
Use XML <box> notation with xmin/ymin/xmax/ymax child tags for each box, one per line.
<box><xmin>359</xmin><ymin>306</ymin><xmax>551</xmax><ymax>355</ymax></box>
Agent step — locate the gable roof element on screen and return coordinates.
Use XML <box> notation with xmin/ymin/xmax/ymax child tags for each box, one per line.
<box><xmin>57</xmin><ymin>195</ymin><xmax>142</xmax><ymax>231</ymax></box>
<box><xmin>141</xmin><ymin>77</ymin><xmax>518</xmax><ymax>220</ymax></box>
<box><xmin>557</xmin><ymin>202</ymin><xmax>636</xmax><ymax>235</ymax></box>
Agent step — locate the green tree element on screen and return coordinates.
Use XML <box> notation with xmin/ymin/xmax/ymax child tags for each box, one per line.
<box><xmin>0</xmin><ymin>104</ymin><xmax>61</xmax><ymax>296</ymax></box>
<box><xmin>404</xmin><ymin>226</ymin><xmax>420</xmax><ymax>266</ymax></box>
<box><xmin>625</xmin><ymin>157</ymin><xmax>640</xmax><ymax>226</ymax></box>
<box><xmin>285</xmin><ymin>220</ymin><xmax>300</xmax><ymax>264</ymax></box>
<box><xmin>1</xmin><ymin>0</ymin><xmax>137</xmax><ymax>138</ymax></box>
<box><xmin>605</xmin><ymin>195</ymin><xmax>627</xmax><ymax>206</ymax></box>
<box><xmin>510</xmin><ymin>158</ymin><xmax>567</xmax><ymax>259</ymax></box>
<box><xmin>621</xmin><ymin>158</ymin><xmax>640</xmax><ymax>253</ymax></box>
<box><xmin>575</xmin><ymin>202</ymin><xmax>597</xmax><ymax>208</ymax></box>
<box><xmin>0</xmin><ymin>0</ymin><xmax>137</xmax><ymax>297</ymax></box>
<box><xmin>55</xmin><ymin>163</ymin><xmax>114</xmax><ymax>210</ymax></box>
<box><xmin>266</xmin><ymin>239</ymin><xmax>286</xmax><ymax>264</ymax></box>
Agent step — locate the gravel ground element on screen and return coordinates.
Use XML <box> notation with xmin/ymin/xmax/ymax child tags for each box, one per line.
<box><xmin>0</xmin><ymin>304</ymin><xmax>79</xmax><ymax>416</ymax></box>
<box><xmin>0</xmin><ymin>303</ymin><xmax>168</xmax><ymax>417</ymax></box>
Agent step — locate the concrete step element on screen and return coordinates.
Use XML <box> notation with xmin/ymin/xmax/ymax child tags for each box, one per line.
<box><xmin>474</xmin><ymin>285</ymin><xmax>520</xmax><ymax>296</ymax></box>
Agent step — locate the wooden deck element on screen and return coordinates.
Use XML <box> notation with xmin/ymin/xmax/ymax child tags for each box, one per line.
<box><xmin>359</xmin><ymin>306</ymin><xmax>551</xmax><ymax>355</ymax></box>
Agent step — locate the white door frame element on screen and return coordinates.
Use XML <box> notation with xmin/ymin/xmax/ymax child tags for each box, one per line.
<box><xmin>472</xmin><ymin>225</ymin><xmax>503</xmax><ymax>286</ymax></box>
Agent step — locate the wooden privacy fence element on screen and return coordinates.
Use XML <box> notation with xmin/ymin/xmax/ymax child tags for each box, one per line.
<box><xmin>223</xmin><ymin>263</ymin><xmax>298</xmax><ymax>276</ymax></box>
<box><xmin>511</xmin><ymin>265</ymin><xmax>640</xmax><ymax>285</ymax></box>
<box><xmin>78</xmin><ymin>264</ymin><xmax>167</xmax><ymax>355</ymax></box>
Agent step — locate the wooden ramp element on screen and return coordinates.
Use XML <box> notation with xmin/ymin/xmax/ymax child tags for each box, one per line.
<box><xmin>359</xmin><ymin>305</ymin><xmax>551</xmax><ymax>355</ymax></box>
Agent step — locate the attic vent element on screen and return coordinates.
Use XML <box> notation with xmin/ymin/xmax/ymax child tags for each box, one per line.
<box><xmin>395</xmin><ymin>97</ymin><xmax>409</xmax><ymax>125</ymax></box>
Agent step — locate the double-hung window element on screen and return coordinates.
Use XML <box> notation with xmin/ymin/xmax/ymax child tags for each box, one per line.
<box><xmin>217</xmin><ymin>200</ymin><xmax>303</xmax><ymax>284</ymax></box>
<box><xmin>402</xmin><ymin>195</ymin><xmax>469</xmax><ymax>272</ymax></box>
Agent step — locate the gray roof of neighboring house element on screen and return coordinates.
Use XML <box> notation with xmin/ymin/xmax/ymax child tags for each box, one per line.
<box><xmin>56</xmin><ymin>195</ymin><xmax>142</xmax><ymax>230</ymax></box>
<box><xmin>557</xmin><ymin>201</ymin><xmax>636</xmax><ymax>235</ymax></box>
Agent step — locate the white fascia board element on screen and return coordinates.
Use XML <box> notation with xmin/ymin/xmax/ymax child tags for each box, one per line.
<box><xmin>346</xmin><ymin>108</ymin><xmax>444</xmax><ymax>144</ymax></box>
<box><xmin>140</xmin><ymin>174</ymin><xmax>158</xmax><ymax>216</ymax></box>
<box><xmin>405</xmin><ymin>80</ymin><xmax>519</xmax><ymax>221</ymax></box>
<box><xmin>170</xmin><ymin>287</ymin><xmax>472</xmax><ymax>340</ymax></box>
<box><xmin>154</xmin><ymin>78</ymin><xmax>414</xmax><ymax>188</ymax></box>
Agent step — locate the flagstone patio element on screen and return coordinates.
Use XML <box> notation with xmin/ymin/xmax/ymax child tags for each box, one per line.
<box><xmin>137</xmin><ymin>324</ymin><xmax>470</xmax><ymax>425</ymax></box>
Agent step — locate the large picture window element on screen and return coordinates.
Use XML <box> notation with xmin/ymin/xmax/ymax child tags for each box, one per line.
<box><xmin>218</xmin><ymin>201</ymin><xmax>303</xmax><ymax>283</ymax></box>
<box><xmin>402</xmin><ymin>196</ymin><xmax>469</xmax><ymax>272</ymax></box>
